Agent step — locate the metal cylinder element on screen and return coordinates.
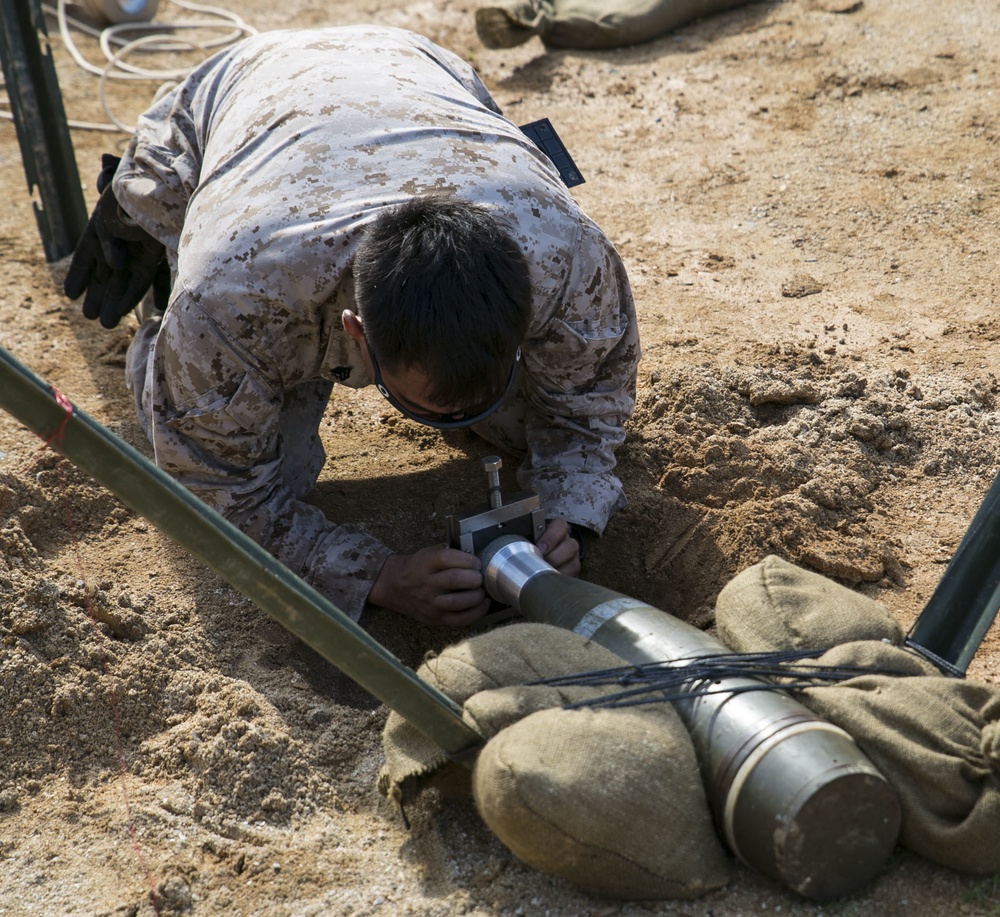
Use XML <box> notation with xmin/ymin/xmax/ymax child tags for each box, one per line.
<box><xmin>481</xmin><ymin>536</ymin><xmax>901</xmax><ymax>901</ymax></box>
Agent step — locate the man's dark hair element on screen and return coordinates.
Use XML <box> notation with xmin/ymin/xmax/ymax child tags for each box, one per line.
<box><xmin>353</xmin><ymin>195</ymin><xmax>531</xmax><ymax>410</ymax></box>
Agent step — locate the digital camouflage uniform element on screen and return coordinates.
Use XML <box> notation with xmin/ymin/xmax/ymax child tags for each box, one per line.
<box><xmin>118</xmin><ymin>25</ymin><xmax>640</xmax><ymax>620</ymax></box>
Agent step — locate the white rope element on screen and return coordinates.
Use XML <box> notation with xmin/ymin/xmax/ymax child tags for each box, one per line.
<box><xmin>96</xmin><ymin>31</ymin><xmax>203</xmax><ymax>131</ymax></box>
<box><xmin>0</xmin><ymin>0</ymin><xmax>256</xmax><ymax>134</ymax></box>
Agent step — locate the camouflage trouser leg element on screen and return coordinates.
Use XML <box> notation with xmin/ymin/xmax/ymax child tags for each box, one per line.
<box><xmin>125</xmin><ymin>318</ymin><xmax>331</xmax><ymax>500</ymax></box>
<box><xmin>125</xmin><ymin>317</ymin><xmax>160</xmax><ymax>444</ymax></box>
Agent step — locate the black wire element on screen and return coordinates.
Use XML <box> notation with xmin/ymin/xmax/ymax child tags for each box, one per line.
<box><xmin>525</xmin><ymin>646</ymin><xmax>958</xmax><ymax>711</ymax></box>
<box><xmin>903</xmin><ymin>638</ymin><xmax>967</xmax><ymax>677</ymax></box>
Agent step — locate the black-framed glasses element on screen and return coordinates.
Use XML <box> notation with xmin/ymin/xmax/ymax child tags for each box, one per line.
<box><xmin>367</xmin><ymin>341</ymin><xmax>521</xmax><ymax>430</ymax></box>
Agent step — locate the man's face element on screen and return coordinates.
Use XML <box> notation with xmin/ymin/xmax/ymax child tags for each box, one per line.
<box><xmin>367</xmin><ymin>351</ymin><xmax>464</xmax><ymax>423</ymax></box>
<box><xmin>342</xmin><ymin>308</ymin><xmax>518</xmax><ymax>429</ymax></box>
<box><xmin>365</xmin><ymin>340</ymin><xmax>522</xmax><ymax>430</ymax></box>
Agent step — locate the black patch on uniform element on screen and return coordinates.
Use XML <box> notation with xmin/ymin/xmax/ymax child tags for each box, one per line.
<box><xmin>520</xmin><ymin>118</ymin><xmax>585</xmax><ymax>188</ymax></box>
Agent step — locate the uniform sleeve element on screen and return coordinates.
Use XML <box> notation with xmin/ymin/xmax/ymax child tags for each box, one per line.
<box><xmin>519</xmin><ymin>220</ymin><xmax>640</xmax><ymax>534</ymax></box>
<box><xmin>144</xmin><ymin>289</ymin><xmax>393</xmax><ymax>620</ymax></box>
<box><xmin>112</xmin><ymin>46</ymin><xmax>235</xmax><ymax>252</ymax></box>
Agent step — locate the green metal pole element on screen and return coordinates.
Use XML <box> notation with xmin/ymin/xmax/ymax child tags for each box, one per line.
<box><xmin>0</xmin><ymin>344</ymin><xmax>483</xmax><ymax>758</ymax></box>
<box><xmin>0</xmin><ymin>0</ymin><xmax>88</xmax><ymax>260</ymax></box>
<box><xmin>907</xmin><ymin>467</ymin><xmax>1000</xmax><ymax>673</ymax></box>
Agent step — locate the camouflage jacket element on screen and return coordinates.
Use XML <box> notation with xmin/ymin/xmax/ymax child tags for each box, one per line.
<box><xmin>116</xmin><ymin>26</ymin><xmax>640</xmax><ymax>619</ymax></box>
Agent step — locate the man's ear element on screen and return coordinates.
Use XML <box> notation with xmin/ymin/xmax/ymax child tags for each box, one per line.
<box><xmin>342</xmin><ymin>309</ymin><xmax>365</xmax><ymax>343</ymax></box>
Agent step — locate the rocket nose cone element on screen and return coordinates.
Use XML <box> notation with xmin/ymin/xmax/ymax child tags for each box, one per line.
<box><xmin>728</xmin><ymin>741</ymin><xmax>901</xmax><ymax>901</ymax></box>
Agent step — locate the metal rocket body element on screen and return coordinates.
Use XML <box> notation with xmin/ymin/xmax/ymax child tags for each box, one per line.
<box><xmin>481</xmin><ymin>536</ymin><xmax>901</xmax><ymax>901</ymax></box>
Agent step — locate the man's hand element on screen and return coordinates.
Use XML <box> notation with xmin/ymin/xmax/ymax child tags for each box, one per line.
<box><xmin>370</xmin><ymin>546</ymin><xmax>490</xmax><ymax>626</ymax></box>
<box><xmin>537</xmin><ymin>518</ymin><xmax>583</xmax><ymax>577</ymax></box>
<box><xmin>63</xmin><ymin>154</ymin><xmax>169</xmax><ymax>329</ymax></box>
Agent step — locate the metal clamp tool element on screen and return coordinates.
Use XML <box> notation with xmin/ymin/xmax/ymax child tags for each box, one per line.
<box><xmin>444</xmin><ymin>455</ymin><xmax>546</xmax><ymax>555</ymax></box>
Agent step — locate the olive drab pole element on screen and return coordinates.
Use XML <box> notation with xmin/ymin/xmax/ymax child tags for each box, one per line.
<box><xmin>0</xmin><ymin>0</ymin><xmax>88</xmax><ymax>260</ymax></box>
<box><xmin>0</xmin><ymin>344</ymin><xmax>485</xmax><ymax>759</ymax></box>
<box><xmin>907</xmin><ymin>466</ymin><xmax>1000</xmax><ymax>673</ymax></box>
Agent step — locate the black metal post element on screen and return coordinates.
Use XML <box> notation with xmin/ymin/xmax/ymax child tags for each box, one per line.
<box><xmin>0</xmin><ymin>0</ymin><xmax>88</xmax><ymax>261</ymax></box>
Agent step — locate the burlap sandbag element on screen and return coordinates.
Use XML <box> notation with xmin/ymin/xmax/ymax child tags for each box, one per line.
<box><xmin>798</xmin><ymin>641</ymin><xmax>1000</xmax><ymax>875</ymax></box>
<box><xmin>476</xmin><ymin>0</ymin><xmax>751</xmax><ymax>50</ymax></box>
<box><xmin>379</xmin><ymin>623</ymin><xmax>629</xmax><ymax>804</ymax></box>
<box><xmin>715</xmin><ymin>554</ymin><xmax>902</xmax><ymax>653</ymax></box>
<box><xmin>713</xmin><ymin>557</ymin><xmax>1000</xmax><ymax>875</ymax></box>
<box><xmin>380</xmin><ymin>623</ymin><xmax>733</xmax><ymax>899</ymax></box>
<box><xmin>473</xmin><ymin>703</ymin><xmax>730</xmax><ymax>899</ymax></box>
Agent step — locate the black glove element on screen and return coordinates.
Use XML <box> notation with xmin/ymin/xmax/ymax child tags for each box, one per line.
<box><xmin>64</xmin><ymin>154</ymin><xmax>170</xmax><ymax>329</ymax></box>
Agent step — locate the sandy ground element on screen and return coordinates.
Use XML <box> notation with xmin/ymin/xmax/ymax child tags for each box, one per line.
<box><xmin>1</xmin><ymin>0</ymin><xmax>999</xmax><ymax>914</ymax></box>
